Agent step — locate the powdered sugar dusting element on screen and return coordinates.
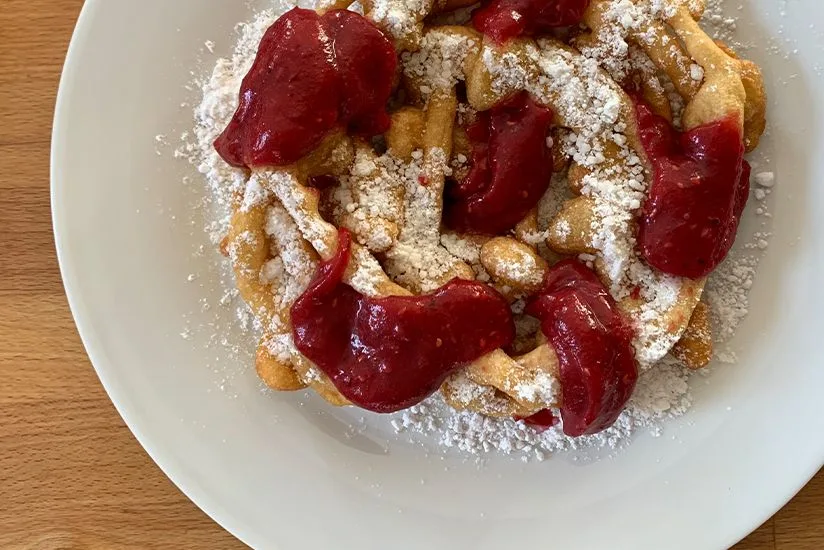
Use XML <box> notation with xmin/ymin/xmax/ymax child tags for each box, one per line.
<box><xmin>331</xmin><ymin>147</ymin><xmax>404</xmax><ymax>252</ymax></box>
<box><xmin>384</xmin><ymin>148</ymin><xmax>468</xmax><ymax>292</ymax></box>
<box><xmin>366</xmin><ymin>0</ymin><xmax>430</xmax><ymax>46</ymax></box>
<box><xmin>403</xmin><ymin>29</ymin><xmax>478</xmax><ymax>99</ymax></box>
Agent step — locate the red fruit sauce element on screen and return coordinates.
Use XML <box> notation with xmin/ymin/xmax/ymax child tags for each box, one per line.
<box><xmin>515</xmin><ymin>409</ymin><xmax>557</xmax><ymax>433</ymax></box>
<box><xmin>635</xmin><ymin>101</ymin><xmax>751</xmax><ymax>279</ymax></box>
<box><xmin>290</xmin><ymin>230</ymin><xmax>515</xmax><ymax>413</ymax></box>
<box><xmin>445</xmin><ymin>92</ymin><xmax>554</xmax><ymax>235</ymax></box>
<box><xmin>526</xmin><ymin>260</ymin><xmax>637</xmax><ymax>437</ymax></box>
<box><xmin>473</xmin><ymin>0</ymin><xmax>591</xmax><ymax>43</ymax></box>
<box><xmin>214</xmin><ymin>8</ymin><xmax>396</xmax><ymax>169</ymax></box>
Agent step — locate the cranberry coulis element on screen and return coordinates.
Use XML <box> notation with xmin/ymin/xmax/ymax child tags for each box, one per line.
<box><xmin>445</xmin><ymin>92</ymin><xmax>554</xmax><ymax>235</ymax></box>
<box><xmin>526</xmin><ymin>260</ymin><xmax>637</xmax><ymax>437</ymax></box>
<box><xmin>515</xmin><ymin>409</ymin><xmax>557</xmax><ymax>433</ymax></box>
<box><xmin>635</xmin><ymin>102</ymin><xmax>751</xmax><ymax>279</ymax></box>
<box><xmin>290</xmin><ymin>230</ymin><xmax>515</xmax><ymax>413</ymax></box>
<box><xmin>214</xmin><ymin>8</ymin><xmax>396</xmax><ymax>169</ymax></box>
<box><xmin>473</xmin><ymin>0</ymin><xmax>591</xmax><ymax>43</ymax></box>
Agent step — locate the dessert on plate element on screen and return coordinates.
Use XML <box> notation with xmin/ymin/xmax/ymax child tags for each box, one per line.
<box><xmin>205</xmin><ymin>0</ymin><xmax>767</xmax><ymax>437</ymax></box>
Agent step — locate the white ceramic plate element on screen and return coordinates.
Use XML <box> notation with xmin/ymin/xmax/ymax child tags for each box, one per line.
<box><xmin>52</xmin><ymin>1</ymin><xmax>824</xmax><ymax>548</ymax></box>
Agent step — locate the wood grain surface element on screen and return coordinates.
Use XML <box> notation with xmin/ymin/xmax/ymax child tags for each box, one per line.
<box><xmin>0</xmin><ymin>1</ymin><xmax>820</xmax><ymax>548</ymax></box>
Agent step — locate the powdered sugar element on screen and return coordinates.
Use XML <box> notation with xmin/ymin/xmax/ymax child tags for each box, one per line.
<box><xmin>384</xmin><ymin>148</ymin><xmax>468</xmax><ymax>292</ymax></box>
<box><xmin>403</xmin><ymin>29</ymin><xmax>478</xmax><ymax>99</ymax></box>
<box><xmin>755</xmin><ymin>171</ymin><xmax>775</xmax><ymax>187</ymax></box>
<box><xmin>365</xmin><ymin>0</ymin><xmax>429</xmax><ymax>46</ymax></box>
<box><xmin>513</xmin><ymin>370</ymin><xmax>559</xmax><ymax>405</ymax></box>
<box><xmin>331</xmin><ymin>147</ymin><xmax>405</xmax><ymax>252</ymax></box>
<box><xmin>262</xmin><ymin>171</ymin><xmax>335</xmax><ymax>257</ymax></box>
<box><xmin>266</xmin><ymin>202</ymin><xmax>317</xmax><ymax>288</ymax></box>
<box><xmin>241</xmin><ymin>175</ymin><xmax>270</xmax><ymax>212</ymax></box>
<box><xmin>440</xmin><ymin>232</ymin><xmax>492</xmax><ymax>282</ymax></box>
<box><xmin>705</xmin><ymin>256</ymin><xmax>755</xmax><ymax>346</ymax></box>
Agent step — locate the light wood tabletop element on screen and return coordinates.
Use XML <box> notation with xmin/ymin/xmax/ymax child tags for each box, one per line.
<box><xmin>0</xmin><ymin>1</ymin><xmax>820</xmax><ymax>548</ymax></box>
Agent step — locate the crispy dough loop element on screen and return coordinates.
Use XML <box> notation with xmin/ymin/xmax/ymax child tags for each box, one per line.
<box><xmin>481</xmin><ymin>237</ymin><xmax>548</xmax><ymax>295</ymax></box>
<box><xmin>633</xmin><ymin>68</ymin><xmax>674</xmax><ymax>121</ymax></box>
<box><xmin>442</xmin><ymin>374</ymin><xmax>536</xmax><ymax>418</ymax></box>
<box><xmin>715</xmin><ymin>41</ymin><xmax>767</xmax><ymax>152</ymax></box>
<box><xmin>672</xmin><ymin>300</ymin><xmax>713</xmax><ymax>370</ymax></box>
<box><xmin>230</xmin><ymin>181</ymin><xmax>351</xmax><ymax>401</ymax></box>
<box><xmin>256</xmin><ymin>341</ymin><xmax>307</xmax><ymax>391</ymax></box>
<box><xmin>387</xmin><ymin>107</ymin><xmax>426</xmax><ymax>160</ymax></box>
<box><xmin>666</xmin><ymin>7</ymin><xmax>747</xmax><ymax>129</ymax></box>
<box><xmin>338</xmin><ymin>141</ymin><xmax>405</xmax><ymax>253</ymax></box>
<box><xmin>227</xmin><ymin>198</ymin><xmax>306</xmax><ymax>392</ymax></box>
<box><xmin>582</xmin><ymin>0</ymin><xmax>700</xmax><ymax>99</ymax></box>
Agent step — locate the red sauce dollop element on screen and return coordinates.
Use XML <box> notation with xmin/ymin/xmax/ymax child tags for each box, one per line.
<box><xmin>214</xmin><ymin>8</ymin><xmax>396</xmax><ymax>169</ymax></box>
<box><xmin>526</xmin><ymin>260</ymin><xmax>637</xmax><ymax>436</ymax></box>
<box><xmin>514</xmin><ymin>409</ymin><xmax>557</xmax><ymax>433</ymax></box>
<box><xmin>445</xmin><ymin>92</ymin><xmax>554</xmax><ymax>235</ymax></box>
<box><xmin>291</xmin><ymin>230</ymin><xmax>515</xmax><ymax>413</ymax></box>
<box><xmin>473</xmin><ymin>0</ymin><xmax>591</xmax><ymax>43</ymax></box>
<box><xmin>635</xmin><ymin>102</ymin><xmax>751</xmax><ymax>279</ymax></box>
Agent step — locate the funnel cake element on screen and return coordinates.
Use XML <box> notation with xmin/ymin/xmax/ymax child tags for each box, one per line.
<box><xmin>213</xmin><ymin>0</ymin><xmax>766</xmax><ymax>437</ymax></box>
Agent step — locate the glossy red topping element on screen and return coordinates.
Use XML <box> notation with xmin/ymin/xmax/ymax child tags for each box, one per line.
<box><xmin>514</xmin><ymin>409</ymin><xmax>557</xmax><ymax>433</ymax></box>
<box><xmin>291</xmin><ymin>230</ymin><xmax>515</xmax><ymax>413</ymax></box>
<box><xmin>473</xmin><ymin>0</ymin><xmax>591</xmax><ymax>43</ymax></box>
<box><xmin>445</xmin><ymin>92</ymin><xmax>554</xmax><ymax>235</ymax></box>
<box><xmin>214</xmin><ymin>8</ymin><xmax>396</xmax><ymax>169</ymax></box>
<box><xmin>526</xmin><ymin>260</ymin><xmax>637</xmax><ymax>437</ymax></box>
<box><xmin>635</xmin><ymin>102</ymin><xmax>751</xmax><ymax>279</ymax></box>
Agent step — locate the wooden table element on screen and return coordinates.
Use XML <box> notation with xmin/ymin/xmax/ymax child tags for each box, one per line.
<box><xmin>0</xmin><ymin>1</ymin><xmax>820</xmax><ymax>548</ymax></box>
